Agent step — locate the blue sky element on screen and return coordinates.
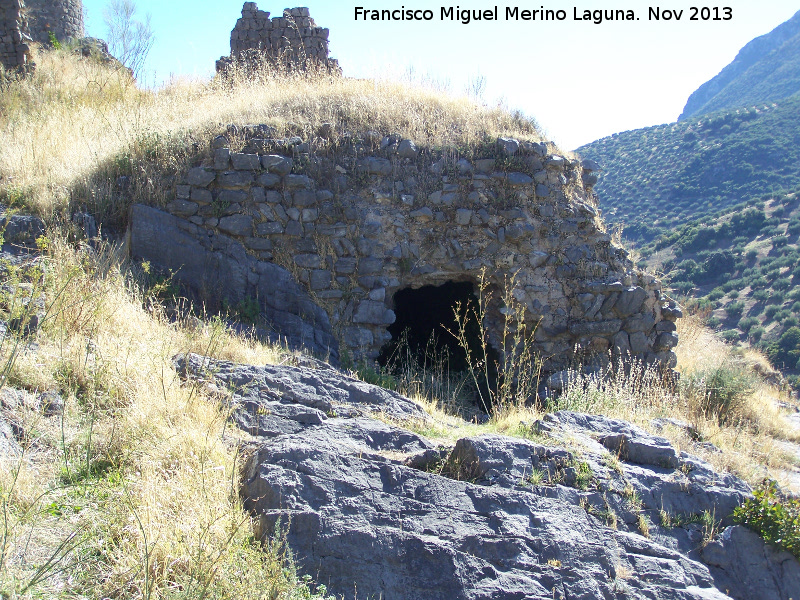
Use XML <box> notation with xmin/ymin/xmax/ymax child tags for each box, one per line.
<box><xmin>79</xmin><ymin>1</ymin><xmax>800</xmax><ymax>149</ymax></box>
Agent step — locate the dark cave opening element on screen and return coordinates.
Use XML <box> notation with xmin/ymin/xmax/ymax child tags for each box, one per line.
<box><xmin>378</xmin><ymin>281</ymin><xmax>499</xmax><ymax>412</ymax></box>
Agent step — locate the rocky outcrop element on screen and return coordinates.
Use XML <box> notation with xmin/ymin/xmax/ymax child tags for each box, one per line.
<box><xmin>131</xmin><ymin>127</ymin><xmax>681</xmax><ymax>376</ymax></box>
<box><xmin>129</xmin><ymin>204</ymin><xmax>339</xmax><ymax>361</ymax></box>
<box><xmin>702</xmin><ymin>525</ymin><xmax>800</xmax><ymax>600</ymax></box>
<box><xmin>0</xmin><ymin>207</ymin><xmax>45</xmax><ymax>248</ymax></box>
<box><xmin>174</xmin><ymin>352</ymin><xmax>428</xmax><ymax>428</ymax></box>
<box><xmin>175</xmin><ymin>354</ymin><xmax>800</xmax><ymax>600</ymax></box>
<box><xmin>0</xmin><ymin>414</ymin><xmax>20</xmax><ymax>456</ymax></box>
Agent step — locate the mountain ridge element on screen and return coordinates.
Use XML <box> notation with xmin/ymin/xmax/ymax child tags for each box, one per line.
<box><xmin>577</xmin><ymin>96</ymin><xmax>800</xmax><ymax>243</ymax></box>
<box><xmin>679</xmin><ymin>9</ymin><xmax>800</xmax><ymax>120</ymax></box>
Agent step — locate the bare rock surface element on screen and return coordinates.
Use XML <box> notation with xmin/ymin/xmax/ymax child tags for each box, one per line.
<box><xmin>174</xmin><ymin>353</ymin><xmax>430</xmax><ymax>426</ymax></box>
<box><xmin>130</xmin><ymin>204</ymin><xmax>339</xmax><ymax>362</ymax></box>
<box><xmin>176</xmin><ymin>355</ymin><xmax>800</xmax><ymax>600</ymax></box>
<box><xmin>0</xmin><ymin>414</ymin><xmax>20</xmax><ymax>457</ymax></box>
<box><xmin>702</xmin><ymin>525</ymin><xmax>800</xmax><ymax>600</ymax></box>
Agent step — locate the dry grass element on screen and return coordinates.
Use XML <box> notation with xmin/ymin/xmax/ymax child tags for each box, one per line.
<box><xmin>0</xmin><ymin>237</ymin><xmax>325</xmax><ymax>598</ymax></box>
<box><xmin>1</xmin><ymin>46</ymin><xmax>543</xmax><ymax>221</ymax></box>
<box><xmin>544</xmin><ymin>313</ymin><xmax>798</xmax><ymax>486</ymax></box>
<box><xmin>361</xmin><ymin>300</ymin><xmax>798</xmax><ymax>490</ymax></box>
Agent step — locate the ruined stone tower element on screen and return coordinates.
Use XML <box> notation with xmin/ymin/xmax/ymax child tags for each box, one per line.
<box><xmin>0</xmin><ymin>0</ymin><xmax>33</xmax><ymax>73</ymax></box>
<box><xmin>1</xmin><ymin>0</ymin><xmax>83</xmax><ymax>74</ymax></box>
<box><xmin>25</xmin><ymin>0</ymin><xmax>84</xmax><ymax>45</ymax></box>
<box><xmin>216</xmin><ymin>3</ymin><xmax>339</xmax><ymax>74</ymax></box>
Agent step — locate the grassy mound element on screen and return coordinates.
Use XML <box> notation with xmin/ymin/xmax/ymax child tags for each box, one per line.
<box><xmin>1</xmin><ymin>46</ymin><xmax>542</xmax><ymax>226</ymax></box>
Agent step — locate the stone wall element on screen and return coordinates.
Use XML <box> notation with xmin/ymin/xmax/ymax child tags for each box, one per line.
<box><xmin>25</xmin><ymin>0</ymin><xmax>83</xmax><ymax>45</ymax></box>
<box><xmin>130</xmin><ymin>127</ymin><xmax>682</xmax><ymax>376</ymax></box>
<box><xmin>216</xmin><ymin>3</ymin><xmax>339</xmax><ymax>74</ymax></box>
<box><xmin>0</xmin><ymin>0</ymin><xmax>33</xmax><ymax>74</ymax></box>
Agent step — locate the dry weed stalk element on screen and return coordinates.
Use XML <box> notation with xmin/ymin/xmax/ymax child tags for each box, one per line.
<box><xmin>446</xmin><ymin>269</ymin><xmax>542</xmax><ymax>418</ymax></box>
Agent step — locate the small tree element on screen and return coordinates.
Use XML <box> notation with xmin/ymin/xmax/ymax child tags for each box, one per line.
<box><xmin>103</xmin><ymin>0</ymin><xmax>154</xmax><ymax>79</ymax></box>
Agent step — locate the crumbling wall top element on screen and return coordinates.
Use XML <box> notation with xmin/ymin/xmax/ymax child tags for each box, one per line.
<box><xmin>217</xmin><ymin>4</ymin><xmax>339</xmax><ymax>74</ymax></box>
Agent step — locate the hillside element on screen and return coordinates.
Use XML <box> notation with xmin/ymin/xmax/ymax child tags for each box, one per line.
<box><xmin>640</xmin><ymin>191</ymin><xmax>800</xmax><ymax>386</ymax></box>
<box><xmin>577</xmin><ymin>96</ymin><xmax>800</xmax><ymax>242</ymax></box>
<box><xmin>679</xmin><ymin>9</ymin><xmax>800</xmax><ymax>120</ymax></box>
<box><xmin>2</xmin><ymin>44</ymin><xmax>800</xmax><ymax>600</ymax></box>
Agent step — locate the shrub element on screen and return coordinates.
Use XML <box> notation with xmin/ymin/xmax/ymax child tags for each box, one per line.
<box><xmin>708</xmin><ymin>288</ymin><xmax>725</xmax><ymax>301</ymax></box>
<box><xmin>672</xmin><ymin>281</ymin><xmax>695</xmax><ymax>294</ymax></box>
<box><xmin>721</xmin><ymin>329</ymin><xmax>741</xmax><ymax>343</ymax></box>
<box><xmin>706</xmin><ymin>316</ymin><xmax>722</xmax><ymax>328</ymax></box>
<box><xmin>768</xmin><ymin>326</ymin><xmax>800</xmax><ymax>368</ymax></box>
<box><xmin>752</xmin><ymin>289</ymin><xmax>770</xmax><ymax>302</ymax></box>
<box><xmin>764</xmin><ymin>306</ymin><xmax>780</xmax><ymax>321</ymax></box>
<box><xmin>725</xmin><ymin>301</ymin><xmax>745</xmax><ymax>318</ymax></box>
<box><xmin>738</xmin><ymin>317</ymin><xmax>758</xmax><ymax>332</ymax></box>
<box><xmin>749</xmin><ymin>326</ymin><xmax>765</xmax><ymax>341</ymax></box>
<box><xmin>733</xmin><ymin>480</ymin><xmax>800</xmax><ymax>559</ymax></box>
<box><xmin>768</xmin><ymin>291</ymin><xmax>785</xmax><ymax>305</ymax></box>
<box><xmin>721</xmin><ymin>279</ymin><xmax>745</xmax><ymax>293</ymax></box>
<box><xmin>745</xmin><ymin>249</ymin><xmax>758</xmax><ymax>262</ymax></box>
<box><xmin>774</xmin><ymin>277</ymin><xmax>792</xmax><ymax>291</ymax></box>
<box><xmin>682</xmin><ymin>362</ymin><xmax>756</xmax><ymax>424</ymax></box>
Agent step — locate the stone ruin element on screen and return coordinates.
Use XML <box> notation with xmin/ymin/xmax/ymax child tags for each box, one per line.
<box><xmin>0</xmin><ymin>0</ymin><xmax>33</xmax><ymax>74</ymax></box>
<box><xmin>129</xmin><ymin>125</ymin><xmax>683</xmax><ymax>390</ymax></box>
<box><xmin>23</xmin><ymin>0</ymin><xmax>83</xmax><ymax>46</ymax></box>
<box><xmin>1</xmin><ymin>0</ymin><xmax>84</xmax><ymax>75</ymax></box>
<box><xmin>216</xmin><ymin>3</ymin><xmax>339</xmax><ymax>75</ymax></box>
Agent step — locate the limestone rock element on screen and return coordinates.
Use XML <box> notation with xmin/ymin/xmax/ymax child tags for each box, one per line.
<box><xmin>174</xmin><ymin>353</ymin><xmax>429</xmax><ymax>424</ymax></box>
<box><xmin>0</xmin><ymin>212</ymin><xmax>45</xmax><ymax>248</ymax></box>
<box><xmin>701</xmin><ymin>525</ymin><xmax>800</xmax><ymax>600</ymax></box>
<box><xmin>128</xmin><ymin>204</ymin><xmax>338</xmax><ymax>361</ymax></box>
<box><xmin>497</xmin><ymin>137</ymin><xmax>519</xmax><ymax>156</ymax></box>
<box><xmin>187</xmin><ymin>167</ymin><xmax>216</xmax><ymax>187</ymax></box>
<box><xmin>397</xmin><ymin>139</ymin><xmax>418</xmax><ymax>159</ymax></box>
<box><xmin>173</xmin><ymin>353</ymin><xmax>792</xmax><ymax>600</ymax></box>
<box><xmin>0</xmin><ymin>415</ymin><xmax>20</xmax><ymax>457</ymax></box>
<box><xmin>217</xmin><ymin>214</ymin><xmax>253</xmax><ymax>237</ymax></box>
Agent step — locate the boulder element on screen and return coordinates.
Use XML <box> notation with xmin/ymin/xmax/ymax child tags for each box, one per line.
<box><xmin>702</xmin><ymin>525</ymin><xmax>800</xmax><ymax>600</ymax></box>
<box><xmin>128</xmin><ymin>204</ymin><xmax>338</xmax><ymax>361</ymax></box>
<box><xmin>397</xmin><ymin>139</ymin><xmax>418</xmax><ymax>159</ymax></box>
<box><xmin>497</xmin><ymin>137</ymin><xmax>519</xmax><ymax>156</ymax></box>
<box><xmin>174</xmin><ymin>353</ymin><xmax>430</xmax><ymax>424</ymax></box>
<box><xmin>178</xmin><ymin>355</ymin><xmax>795</xmax><ymax>600</ymax></box>
<box><xmin>0</xmin><ymin>211</ymin><xmax>45</xmax><ymax>248</ymax></box>
<box><xmin>0</xmin><ymin>415</ymin><xmax>21</xmax><ymax>457</ymax></box>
